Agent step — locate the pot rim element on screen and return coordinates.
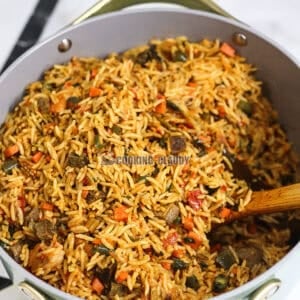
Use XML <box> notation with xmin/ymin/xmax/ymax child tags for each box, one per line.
<box><xmin>0</xmin><ymin>7</ymin><xmax>299</xmax><ymax>299</ymax></box>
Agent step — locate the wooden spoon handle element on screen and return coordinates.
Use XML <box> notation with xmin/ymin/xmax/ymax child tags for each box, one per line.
<box><xmin>242</xmin><ymin>183</ymin><xmax>300</xmax><ymax>217</ymax></box>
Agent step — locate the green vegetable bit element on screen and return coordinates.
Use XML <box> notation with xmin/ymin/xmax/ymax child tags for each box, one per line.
<box><xmin>67</xmin><ymin>152</ymin><xmax>89</xmax><ymax>168</ymax></box>
<box><xmin>2</xmin><ymin>159</ymin><xmax>18</xmax><ymax>174</ymax></box>
<box><xmin>166</xmin><ymin>100</ymin><xmax>182</xmax><ymax>113</ymax></box>
<box><xmin>66</xmin><ymin>96</ymin><xmax>81</xmax><ymax>109</ymax></box>
<box><xmin>93</xmin><ymin>245</ymin><xmax>111</xmax><ymax>256</ymax></box>
<box><xmin>213</xmin><ymin>274</ymin><xmax>228</xmax><ymax>292</ymax></box>
<box><xmin>237</xmin><ymin>100</ymin><xmax>253</xmax><ymax>117</ymax></box>
<box><xmin>158</xmin><ymin>137</ymin><xmax>167</xmax><ymax>149</ymax></box>
<box><xmin>171</xmin><ymin>258</ymin><xmax>188</xmax><ymax>271</ymax></box>
<box><xmin>112</xmin><ymin>125</ymin><xmax>122</xmax><ymax>135</ymax></box>
<box><xmin>185</xmin><ymin>275</ymin><xmax>200</xmax><ymax>291</ymax></box>
<box><xmin>94</xmin><ymin>134</ymin><xmax>104</xmax><ymax>150</ymax></box>
<box><xmin>183</xmin><ymin>237</ymin><xmax>195</xmax><ymax>244</ymax></box>
<box><xmin>172</xmin><ymin>216</ymin><xmax>182</xmax><ymax>225</ymax></box>
<box><xmin>173</xmin><ymin>50</ymin><xmax>187</xmax><ymax>62</ymax></box>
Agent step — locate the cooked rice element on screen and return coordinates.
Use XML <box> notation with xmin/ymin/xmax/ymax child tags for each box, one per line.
<box><xmin>0</xmin><ymin>37</ymin><xmax>298</xmax><ymax>299</ymax></box>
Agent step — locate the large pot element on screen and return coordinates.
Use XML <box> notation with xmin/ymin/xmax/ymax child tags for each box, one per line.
<box><xmin>0</xmin><ymin>1</ymin><xmax>299</xmax><ymax>299</ymax></box>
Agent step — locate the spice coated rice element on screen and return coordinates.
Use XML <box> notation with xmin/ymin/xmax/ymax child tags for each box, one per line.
<box><xmin>0</xmin><ymin>37</ymin><xmax>298</xmax><ymax>299</ymax></box>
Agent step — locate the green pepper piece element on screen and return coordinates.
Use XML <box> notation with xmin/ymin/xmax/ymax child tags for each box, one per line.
<box><xmin>185</xmin><ymin>275</ymin><xmax>200</xmax><ymax>291</ymax></box>
<box><xmin>237</xmin><ymin>100</ymin><xmax>253</xmax><ymax>117</ymax></box>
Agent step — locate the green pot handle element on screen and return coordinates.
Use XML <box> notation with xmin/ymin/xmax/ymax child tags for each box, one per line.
<box><xmin>72</xmin><ymin>0</ymin><xmax>233</xmax><ymax>25</ymax></box>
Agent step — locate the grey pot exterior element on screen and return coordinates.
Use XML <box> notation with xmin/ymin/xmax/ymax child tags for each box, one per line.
<box><xmin>0</xmin><ymin>8</ymin><xmax>299</xmax><ymax>300</ymax></box>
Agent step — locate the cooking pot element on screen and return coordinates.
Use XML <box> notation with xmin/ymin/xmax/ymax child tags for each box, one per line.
<box><xmin>0</xmin><ymin>1</ymin><xmax>299</xmax><ymax>299</ymax></box>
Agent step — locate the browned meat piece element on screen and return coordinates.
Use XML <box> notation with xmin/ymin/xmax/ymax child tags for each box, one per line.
<box><xmin>165</xmin><ymin>204</ymin><xmax>180</xmax><ymax>225</ymax></box>
<box><xmin>10</xmin><ymin>241</ymin><xmax>23</xmax><ymax>262</ymax></box>
<box><xmin>235</xmin><ymin>246</ymin><xmax>263</xmax><ymax>268</ymax></box>
<box><xmin>34</xmin><ymin>220</ymin><xmax>55</xmax><ymax>240</ymax></box>
<box><xmin>37</xmin><ymin>96</ymin><xmax>50</xmax><ymax>114</ymax></box>
<box><xmin>26</xmin><ymin>207</ymin><xmax>40</xmax><ymax>223</ymax></box>
<box><xmin>170</xmin><ymin>136</ymin><xmax>186</xmax><ymax>154</ymax></box>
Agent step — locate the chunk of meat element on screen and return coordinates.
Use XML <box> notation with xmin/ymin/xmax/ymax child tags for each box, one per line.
<box><xmin>170</xmin><ymin>136</ymin><xmax>186</xmax><ymax>154</ymax></box>
<box><xmin>34</xmin><ymin>219</ymin><xmax>55</xmax><ymax>240</ymax></box>
<box><xmin>10</xmin><ymin>241</ymin><xmax>23</xmax><ymax>262</ymax></box>
<box><xmin>235</xmin><ymin>245</ymin><xmax>263</xmax><ymax>268</ymax></box>
<box><xmin>37</xmin><ymin>97</ymin><xmax>50</xmax><ymax>114</ymax></box>
<box><xmin>165</xmin><ymin>204</ymin><xmax>180</xmax><ymax>225</ymax></box>
<box><xmin>25</xmin><ymin>207</ymin><xmax>40</xmax><ymax>225</ymax></box>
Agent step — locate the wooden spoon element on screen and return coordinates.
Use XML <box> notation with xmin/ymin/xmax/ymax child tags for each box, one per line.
<box><xmin>227</xmin><ymin>183</ymin><xmax>300</xmax><ymax>222</ymax></box>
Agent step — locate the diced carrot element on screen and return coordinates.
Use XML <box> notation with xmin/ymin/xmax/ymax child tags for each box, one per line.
<box><xmin>217</xmin><ymin>105</ymin><xmax>226</xmax><ymax>117</ymax></box>
<box><xmin>219</xmin><ymin>207</ymin><xmax>231</xmax><ymax>219</ymax></box>
<box><xmin>247</xmin><ymin>223</ymin><xmax>257</xmax><ymax>234</ymax></box>
<box><xmin>161</xmin><ymin>261</ymin><xmax>171</xmax><ymax>270</ymax></box>
<box><xmin>155</xmin><ymin>100</ymin><xmax>167</xmax><ymax>114</ymax></box>
<box><xmin>187</xmin><ymin>82</ymin><xmax>197</xmax><ymax>88</ymax></box>
<box><xmin>186</xmin><ymin>231</ymin><xmax>202</xmax><ymax>249</ymax></box>
<box><xmin>32</xmin><ymin>151</ymin><xmax>43</xmax><ymax>163</ymax></box>
<box><xmin>82</xmin><ymin>176</ymin><xmax>90</xmax><ymax>186</ymax></box>
<box><xmin>81</xmin><ymin>190</ymin><xmax>89</xmax><ymax>199</ymax></box>
<box><xmin>220</xmin><ymin>42</ymin><xmax>236</xmax><ymax>57</ymax></box>
<box><xmin>40</xmin><ymin>202</ymin><xmax>54</xmax><ymax>211</ymax></box>
<box><xmin>63</xmin><ymin>81</ymin><xmax>72</xmax><ymax>88</ymax></box>
<box><xmin>91</xmin><ymin>277</ymin><xmax>104</xmax><ymax>295</ymax></box>
<box><xmin>114</xmin><ymin>205</ymin><xmax>129</xmax><ymax>222</ymax></box>
<box><xmin>92</xmin><ymin>238</ymin><xmax>102</xmax><ymax>245</ymax></box>
<box><xmin>18</xmin><ymin>196</ymin><xmax>26</xmax><ymax>209</ymax></box>
<box><xmin>91</xmin><ymin>68</ymin><xmax>98</xmax><ymax>79</ymax></box>
<box><xmin>116</xmin><ymin>271</ymin><xmax>129</xmax><ymax>283</ymax></box>
<box><xmin>50</xmin><ymin>96</ymin><xmax>66</xmax><ymax>113</ymax></box>
<box><xmin>163</xmin><ymin>231</ymin><xmax>178</xmax><ymax>248</ymax></box>
<box><xmin>89</xmin><ymin>87</ymin><xmax>102</xmax><ymax>97</ymax></box>
<box><xmin>186</xmin><ymin>190</ymin><xmax>202</xmax><ymax>211</ymax></box>
<box><xmin>172</xmin><ymin>249</ymin><xmax>185</xmax><ymax>258</ymax></box>
<box><xmin>183</xmin><ymin>217</ymin><xmax>194</xmax><ymax>231</ymax></box>
<box><xmin>84</xmin><ymin>243</ymin><xmax>93</xmax><ymax>256</ymax></box>
<box><xmin>231</xmin><ymin>266</ymin><xmax>238</xmax><ymax>274</ymax></box>
<box><xmin>4</xmin><ymin>144</ymin><xmax>19</xmax><ymax>158</ymax></box>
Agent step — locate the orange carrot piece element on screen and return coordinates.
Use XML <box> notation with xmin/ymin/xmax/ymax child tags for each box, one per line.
<box><xmin>4</xmin><ymin>144</ymin><xmax>19</xmax><ymax>158</ymax></box>
<box><xmin>89</xmin><ymin>87</ymin><xmax>102</xmax><ymax>97</ymax></box>
<box><xmin>91</xmin><ymin>68</ymin><xmax>98</xmax><ymax>78</ymax></box>
<box><xmin>155</xmin><ymin>100</ymin><xmax>167</xmax><ymax>114</ymax></box>
<box><xmin>40</xmin><ymin>202</ymin><xmax>54</xmax><ymax>211</ymax></box>
<box><xmin>116</xmin><ymin>271</ymin><xmax>129</xmax><ymax>283</ymax></box>
<box><xmin>187</xmin><ymin>231</ymin><xmax>202</xmax><ymax>249</ymax></box>
<box><xmin>172</xmin><ymin>249</ymin><xmax>185</xmax><ymax>258</ymax></box>
<box><xmin>92</xmin><ymin>238</ymin><xmax>102</xmax><ymax>245</ymax></box>
<box><xmin>50</xmin><ymin>96</ymin><xmax>66</xmax><ymax>113</ymax></box>
<box><xmin>187</xmin><ymin>82</ymin><xmax>197</xmax><ymax>88</ymax></box>
<box><xmin>220</xmin><ymin>42</ymin><xmax>235</xmax><ymax>57</ymax></box>
<box><xmin>91</xmin><ymin>277</ymin><xmax>104</xmax><ymax>295</ymax></box>
<box><xmin>114</xmin><ymin>205</ymin><xmax>129</xmax><ymax>222</ymax></box>
<box><xmin>219</xmin><ymin>207</ymin><xmax>231</xmax><ymax>219</ymax></box>
<box><xmin>32</xmin><ymin>151</ymin><xmax>43</xmax><ymax>163</ymax></box>
<box><xmin>81</xmin><ymin>190</ymin><xmax>89</xmax><ymax>199</ymax></box>
<box><xmin>183</xmin><ymin>217</ymin><xmax>194</xmax><ymax>231</ymax></box>
<box><xmin>161</xmin><ymin>261</ymin><xmax>171</xmax><ymax>270</ymax></box>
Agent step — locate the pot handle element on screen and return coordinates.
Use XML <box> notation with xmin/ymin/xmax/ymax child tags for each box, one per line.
<box><xmin>72</xmin><ymin>0</ymin><xmax>234</xmax><ymax>25</ymax></box>
<box><xmin>248</xmin><ymin>278</ymin><xmax>282</xmax><ymax>300</ymax></box>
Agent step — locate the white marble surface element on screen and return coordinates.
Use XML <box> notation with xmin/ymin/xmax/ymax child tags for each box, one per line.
<box><xmin>0</xmin><ymin>1</ymin><xmax>299</xmax><ymax>299</ymax></box>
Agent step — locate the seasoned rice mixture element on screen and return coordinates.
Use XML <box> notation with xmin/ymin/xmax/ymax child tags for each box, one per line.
<box><xmin>0</xmin><ymin>37</ymin><xmax>298</xmax><ymax>299</ymax></box>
